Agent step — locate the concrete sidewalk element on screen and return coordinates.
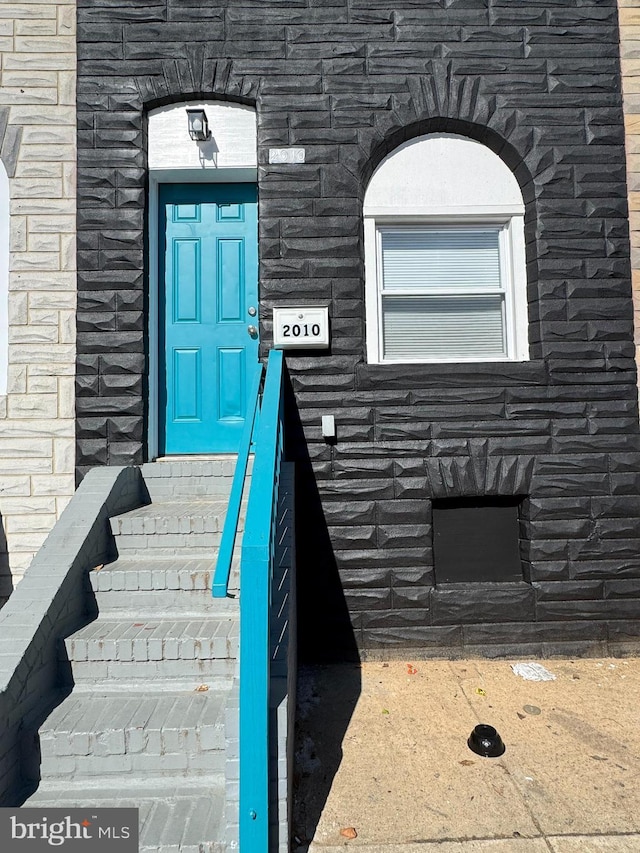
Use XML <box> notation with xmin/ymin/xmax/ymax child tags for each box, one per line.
<box><xmin>293</xmin><ymin>659</ymin><xmax>640</xmax><ymax>852</ymax></box>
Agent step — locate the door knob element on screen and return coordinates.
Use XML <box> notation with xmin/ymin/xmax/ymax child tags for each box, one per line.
<box><xmin>247</xmin><ymin>325</ymin><xmax>258</xmax><ymax>338</ymax></box>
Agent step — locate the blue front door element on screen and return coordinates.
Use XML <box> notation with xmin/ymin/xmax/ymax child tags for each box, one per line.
<box><xmin>159</xmin><ymin>183</ymin><xmax>259</xmax><ymax>454</ymax></box>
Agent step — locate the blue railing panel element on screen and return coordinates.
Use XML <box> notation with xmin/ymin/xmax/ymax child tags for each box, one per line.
<box><xmin>212</xmin><ymin>363</ymin><xmax>263</xmax><ymax>598</ymax></box>
<box><xmin>239</xmin><ymin>349</ymin><xmax>284</xmax><ymax>853</ymax></box>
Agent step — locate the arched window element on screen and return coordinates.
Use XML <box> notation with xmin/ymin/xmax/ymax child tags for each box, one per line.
<box><xmin>363</xmin><ymin>133</ymin><xmax>529</xmax><ymax>364</ymax></box>
<box><xmin>0</xmin><ymin>160</ymin><xmax>8</xmax><ymax>395</ymax></box>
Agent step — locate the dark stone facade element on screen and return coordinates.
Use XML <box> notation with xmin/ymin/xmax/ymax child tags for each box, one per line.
<box><xmin>76</xmin><ymin>0</ymin><xmax>640</xmax><ymax>660</ymax></box>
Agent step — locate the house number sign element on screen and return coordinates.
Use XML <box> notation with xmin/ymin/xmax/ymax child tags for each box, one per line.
<box><xmin>268</xmin><ymin>147</ymin><xmax>306</xmax><ymax>164</ymax></box>
<box><xmin>272</xmin><ymin>307</ymin><xmax>329</xmax><ymax>349</ymax></box>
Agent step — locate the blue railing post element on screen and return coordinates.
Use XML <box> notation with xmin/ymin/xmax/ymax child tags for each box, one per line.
<box><xmin>239</xmin><ymin>349</ymin><xmax>284</xmax><ymax>853</ymax></box>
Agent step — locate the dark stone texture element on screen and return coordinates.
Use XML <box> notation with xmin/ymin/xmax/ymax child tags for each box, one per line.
<box><xmin>431</xmin><ymin>583</ymin><xmax>537</xmax><ymax>625</ymax></box>
<box><xmin>536</xmin><ymin>599</ymin><xmax>640</xmax><ymax>621</ymax></box>
<box><xmin>533</xmin><ymin>580</ymin><xmax>605</xmax><ymax>601</ymax></box>
<box><xmin>360</xmin><ymin>625</ymin><xmax>464</xmax><ymax>653</ymax></box>
<box><xmin>76</xmin><ymin>0</ymin><xmax>640</xmax><ymax>660</ymax></box>
<box><xmin>463</xmin><ymin>619</ymin><xmax>608</xmax><ymax>647</ymax></box>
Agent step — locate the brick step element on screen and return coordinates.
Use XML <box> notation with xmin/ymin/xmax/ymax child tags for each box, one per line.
<box><xmin>25</xmin><ymin>772</ymin><xmax>224</xmax><ymax>797</ymax></box>
<box><xmin>62</xmin><ymin>617</ymin><xmax>238</xmax><ymax>682</ymax></box>
<box><xmin>90</xmin><ymin>558</ymin><xmax>239</xmax><ymax>613</ymax></box>
<box><xmin>112</xmin><ymin>536</ymin><xmax>237</xmax><ymax>558</ymax></box>
<box><xmin>116</xmin><ymin>531</ymin><xmax>221</xmax><ymax>561</ymax></box>
<box><xmin>70</xmin><ymin>675</ymin><xmax>234</xmax><ymax>694</ymax></box>
<box><xmin>91</xmin><ymin>593</ymin><xmax>239</xmax><ymax>617</ymax></box>
<box><xmin>67</xmin><ymin>656</ymin><xmax>237</xmax><ymax>684</ymax></box>
<box><xmin>140</xmin><ymin>792</ymin><xmax>227</xmax><ymax>853</ymax></box>
<box><xmin>140</xmin><ymin>457</ymin><xmax>251</xmax><ymax>502</ymax></box>
<box><xmin>25</xmin><ymin>783</ymin><xmax>227</xmax><ymax>853</ymax></box>
<box><xmin>115</xmin><ymin>544</ymin><xmax>229</xmax><ymax>558</ymax></box>
<box><xmin>110</xmin><ymin>499</ymin><xmax>245</xmax><ymax>538</ymax></box>
<box><xmin>38</xmin><ymin>690</ymin><xmax>227</xmax><ymax>779</ymax></box>
<box><xmin>113</xmin><ymin>532</ymin><xmax>228</xmax><ymax>555</ymax></box>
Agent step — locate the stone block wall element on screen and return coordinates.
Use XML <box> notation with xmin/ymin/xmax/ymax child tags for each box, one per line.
<box><xmin>76</xmin><ymin>0</ymin><xmax>640</xmax><ymax>660</ymax></box>
<box><xmin>0</xmin><ymin>0</ymin><xmax>76</xmax><ymax>599</ymax></box>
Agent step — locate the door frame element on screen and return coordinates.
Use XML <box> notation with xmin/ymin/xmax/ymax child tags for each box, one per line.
<box><xmin>148</xmin><ymin>167</ymin><xmax>257</xmax><ymax>460</ymax></box>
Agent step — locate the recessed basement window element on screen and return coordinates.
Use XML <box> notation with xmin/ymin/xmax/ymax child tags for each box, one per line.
<box><xmin>432</xmin><ymin>497</ymin><xmax>524</xmax><ymax>584</ymax></box>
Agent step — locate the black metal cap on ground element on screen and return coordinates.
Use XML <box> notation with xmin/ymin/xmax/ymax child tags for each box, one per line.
<box><xmin>467</xmin><ymin>724</ymin><xmax>506</xmax><ymax>758</ymax></box>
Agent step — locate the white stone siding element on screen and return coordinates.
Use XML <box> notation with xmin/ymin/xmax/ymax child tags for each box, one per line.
<box><xmin>620</xmin><ymin>1</ymin><xmax>640</xmax><ymax>376</ymax></box>
<box><xmin>0</xmin><ymin>0</ymin><xmax>76</xmax><ymax>597</ymax></box>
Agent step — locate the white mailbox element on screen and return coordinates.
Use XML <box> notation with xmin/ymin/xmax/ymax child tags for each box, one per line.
<box><xmin>272</xmin><ymin>307</ymin><xmax>329</xmax><ymax>349</ymax></box>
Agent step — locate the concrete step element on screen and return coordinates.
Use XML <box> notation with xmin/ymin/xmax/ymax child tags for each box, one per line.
<box><xmin>90</xmin><ymin>558</ymin><xmax>239</xmax><ymax>614</ymax></box>
<box><xmin>62</xmin><ymin>617</ymin><xmax>238</xmax><ymax>682</ymax></box>
<box><xmin>25</xmin><ymin>780</ymin><xmax>227</xmax><ymax>853</ymax></box>
<box><xmin>38</xmin><ymin>690</ymin><xmax>227</xmax><ymax>779</ymax></box>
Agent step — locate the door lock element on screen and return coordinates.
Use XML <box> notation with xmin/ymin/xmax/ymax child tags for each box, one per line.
<box><xmin>248</xmin><ymin>306</ymin><xmax>257</xmax><ymax>317</ymax></box>
<box><xmin>247</xmin><ymin>325</ymin><xmax>258</xmax><ymax>338</ymax></box>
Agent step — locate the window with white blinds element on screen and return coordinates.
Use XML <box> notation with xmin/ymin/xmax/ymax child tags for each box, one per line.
<box><xmin>379</xmin><ymin>227</ymin><xmax>507</xmax><ymax>361</ymax></box>
<box><xmin>363</xmin><ymin>134</ymin><xmax>529</xmax><ymax>364</ymax></box>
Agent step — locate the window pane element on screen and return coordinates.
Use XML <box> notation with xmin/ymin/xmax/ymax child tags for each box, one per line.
<box><xmin>382</xmin><ymin>295</ymin><xmax>506</xmax><ymax>360</ymax></box>
<box><xmin>381</xmin><ymin>228</ymin><xmax>502</xmax><ymax>291</ymax></box>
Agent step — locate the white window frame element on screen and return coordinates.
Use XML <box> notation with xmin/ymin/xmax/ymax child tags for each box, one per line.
<box><xmin>365</xmin><ymin>213</ymin><xmax>528</xmax><ymax>364</ymax></box>
<box><xmin>363</xmin><ymin>133</ymin><xmax>530</xmax><ymax>366</ymax></box>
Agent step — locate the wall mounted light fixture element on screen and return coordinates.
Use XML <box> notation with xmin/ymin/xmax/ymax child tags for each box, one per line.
<box><xmin>186</xmin><ymin>109</ymin><xmax>210</xmax><ymax>141</ymax></box>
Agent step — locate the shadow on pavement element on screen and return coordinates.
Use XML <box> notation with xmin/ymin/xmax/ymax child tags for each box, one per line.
<box><xmin>285</xmin><ymin>374</ymin><xmax>362</xmax><ymax>850</ymax></box>
<box><xmin>292</xmin><ymin>664</ymin><xmax>362</xmax><ymax>852</ymax></box>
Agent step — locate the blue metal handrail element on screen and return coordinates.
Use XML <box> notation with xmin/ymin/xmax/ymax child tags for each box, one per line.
<box><xmin>212</xmin><ymin>363</ymin><xmax>264</xmax><ymax>598</ymax></box>
<box><xmin>239</xmin><ymin>348</ymin><xmax>285</xmax><ymax>852</ymax></box>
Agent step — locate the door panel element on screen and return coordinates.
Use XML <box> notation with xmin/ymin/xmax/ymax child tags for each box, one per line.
<box><xmin>173</xmin><ymin>348</ymin><xmax>200</xmax><ymax>421</ymax></box>
<box><xmin>218</xmin><ymin>348</ymin><xmax>245</xmax><ymax>420</ymax></box>
<box><xmin>159</xmin><ymin>183</ymin><xmax>258</xmax><ymax>454</ymax></box>
<box><xmin>218</xmin><ymin>239</ymin><xmax>243</xmax><ymax>321</ymax></box>
<box><xmin>173</xmin><ymin>239</ymin><xmax>201</xmax><ymax>322</ymax></box>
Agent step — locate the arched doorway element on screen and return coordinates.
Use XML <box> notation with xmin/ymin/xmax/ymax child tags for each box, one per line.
<box><xmin>147</xmin><ymin>101</ymin><xmax>258</xmax><ymax>456</ymax></box>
